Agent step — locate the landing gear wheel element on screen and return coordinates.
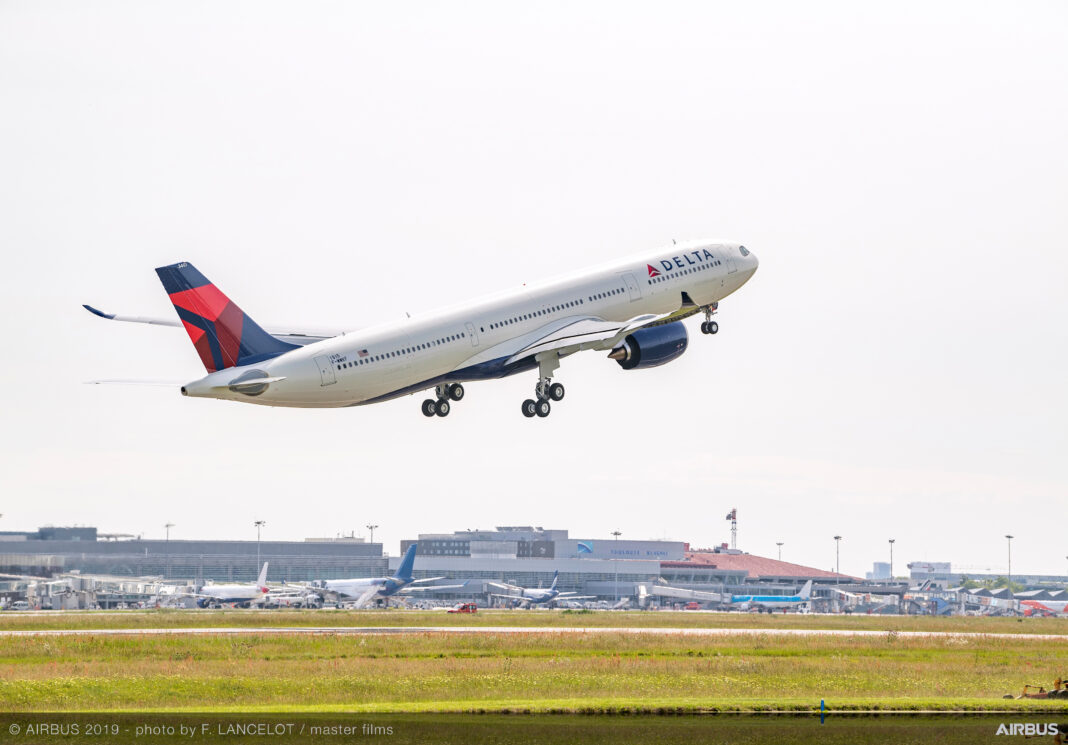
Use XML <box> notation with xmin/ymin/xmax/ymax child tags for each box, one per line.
<box><xmin>434</xmin><ymin>399</ymin><xmax>451</xmax><ymax>417</ymax></box>
<box><xmin>521</xmin><ymin>399</ymin><xmax>537</xmax><ymax>418</ymax></box>
<box><xmin>708</xmin><ymin>321</ymin><xmax>718</xmax><ymax>335</ymax></box>
<box><xmin>447</xmin><ymin>383</ymin><xmax>465</xmax><ymax>401</ymax></box>
<box><xmin>548</xmin><ymin>383</ymin><xmax>565</xmax><ymax>402</ymax></box>
<box><xmin>535</xmin><ymin>399</ymin><xmax>551</xmax><ymax>418</ymax></box>
<box><xmin>421</xmin><ymin>399</ymin><xmax>437</xmax><ymax>417</ymax></box>
<box><xmin>700</xmin><ymin>322</ymin><xmax>709</xmax><ymax>334</ymax></box>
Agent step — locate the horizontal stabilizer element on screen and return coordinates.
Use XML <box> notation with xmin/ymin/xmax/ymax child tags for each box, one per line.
<box><xmin>85</xmin><ymin>379</ymin><xmax>184</xmax><ymax>386</ymax></box>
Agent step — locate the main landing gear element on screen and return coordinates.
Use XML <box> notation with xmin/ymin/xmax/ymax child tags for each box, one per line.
<box><xmin>700</xmin><ymin>302</ymin><xmax>719</xmax><ymax>335</ymax></box>
<box><xmin>522</xmin><ymin>354</ymin><xmax>564</xmax><ymax>418</ymax></box>
<box><xmin>521</xmin><ymin>380</ymin><xmax>565</xmax><ymax>418</ymax></box>
<box><xmin>421</xmin><ymin>382</ymin><xmax>464</xmax><ymax>418</ymax></box>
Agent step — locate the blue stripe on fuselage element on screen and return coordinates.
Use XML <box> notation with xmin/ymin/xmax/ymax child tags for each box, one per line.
<box><xmin>355</xmin><ymin>355</ymin><xmax>539</xmax><ymax>406</ymax></box>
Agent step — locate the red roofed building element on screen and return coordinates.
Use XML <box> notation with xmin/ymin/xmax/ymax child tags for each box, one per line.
<box><xmin>679</xmin><ymin>551</ymin><xmax>857</xmax><ymax>583</ymax></box>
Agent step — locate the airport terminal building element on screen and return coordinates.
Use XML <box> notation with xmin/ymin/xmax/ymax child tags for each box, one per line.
<box><xmin>1</xmin><ymin>524</ymin><xmax>856</xmax><ymax>602</ymax></box>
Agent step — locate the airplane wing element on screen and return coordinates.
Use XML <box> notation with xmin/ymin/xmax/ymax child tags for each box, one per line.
<box><xmin>555</xmin><ymin>595</ymin><xmax>597</xmax><ymax>601</ymax></box>
<box><xmin>502</xmin><ymin>307</ymin><xmax>702</xmax><ymax>366</ymax></box>
<box><xmin>397</xmin><ymin>582</ymin><xmax>468</xmax><ymax>594</ymax></box>
<box><xmin>485</xmin><ymin>581</ymin><xmax>521</xmax><ymax>592</ymax></box>
<box><xmin>83</xmin><ymin>304</ymin><xmax>347</xmax><ymax>346</ymax></box>
<box><xmin>407</xmin><ymin>576</ymin><xmax>448</xmax><ymax>584</ymax></box>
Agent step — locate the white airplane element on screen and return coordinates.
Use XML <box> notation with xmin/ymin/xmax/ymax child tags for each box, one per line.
<box><xmin>487</xmin><ymin>570</ymin><xmax>596</xmax><ymax>607</ymax></box>
<box><xmin>191</xmin><ymin>562</ymin><xmax>271</xmax><ymax>608</ymax></box>
<box><xmin>731</xmin><ymin>580</ymin><xmax>813</xmax><ymax>612</ymax></box>
<box><xmin>85</xmin><ymin>240</ymin><xmax>758</xmax><ymax>417</ymax></box>
<box><xmin>322</xmin><ymin>544</ymin><xmax>467</xmax><ymax>608</ymax></box>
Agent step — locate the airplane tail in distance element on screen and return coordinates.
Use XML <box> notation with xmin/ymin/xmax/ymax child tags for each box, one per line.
<box><xmin>256</xmin><ymin>562</ymin><xmax>269</xmax><ymax>592</ymax></box>
<box><xmin>799</xmin><ymin>580</ymin><xmax>813</xmax><ymax>600</ymax></box>
<box><xmin>550</xmin><ymin>570</ymin><xmax>559</xmax><ymax>591</ymax></box>
<box><xmin>155</xmin><ymin>262</ymin><xmax>297</xmax><ymax>373</ymax></box>
<box><xmin>394</xmin><ymin>544</ymin><xmax>417</xmax><ymax>581</ymax></box>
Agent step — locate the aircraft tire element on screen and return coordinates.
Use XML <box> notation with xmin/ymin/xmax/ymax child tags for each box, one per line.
<box><xmin>535</xmin><ymin>399</ymin><xmax>551</xmax><ymax>417</ymax></box>
<box><xmin>421</xmin><ymin>399</ymin><xmax>437</xmax><ymax>417</ymax></box>
<box><xmin>708</xmin><ymin>321</ymin><xmax>719</xmax><ymax>334</ymax></box>
<box><xmin>700</xmin><ymin>322</ymin><xmax>709</xmax><ymax>334</ymax></box>
<box><xmin>521</xmin><ymin>399</ymin><xmax>537</xmax><ymax>418</ymax></box>
<box><xmin>434</xmin><ymin>399</ymin><xmax>450</xmax><ymax>417</ymax></box>
<box><xmin>447</xmin><ymin>383</ymin><xmax>465</xmax><ymax>401</ymax></box>
<box><xmin>548</xmin><ymin>383</ymin><xmax>565</xmax><ymax>401</ymax></box>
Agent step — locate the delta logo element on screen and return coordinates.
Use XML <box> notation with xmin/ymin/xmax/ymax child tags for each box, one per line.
<box><xmin>649</xmin><ymin>249</ymin><xmax>718</xmax><ymax>277</ymax></box>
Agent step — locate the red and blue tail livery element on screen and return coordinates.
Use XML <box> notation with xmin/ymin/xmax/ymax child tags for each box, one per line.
<box><xmin>155</xmin><ymin>262</ymin><xmax>297</xmax><ymax>373</ymax></box>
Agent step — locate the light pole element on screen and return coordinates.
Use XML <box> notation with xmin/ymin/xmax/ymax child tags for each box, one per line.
<box><xmin>776</xmin><ymin>542</ymin><xmax>784</xmax><ymax>561</ymax></box>
<box><xmin>164</xmin><ymin>523</ymin><xmax>174</xmax><ymax>578</ymax></box>
<box><xmin>254</xmin><ymin>520</ymin><xmax>266</xmax><ymax>576</ymax></box>
<box><xmin>366</xmin><ymin>524</ymin><xmax>379</xmax><ymax>545</ymax></box>
<box><xmin>611</xmin><ymin>530</ymin><xmax>622</xmax><ymax>603</ymax></box>
<box><xmin>888</xmin><ymin>539</ymin><xmax>895</xmax><ymax>581</ymax></box>
<box><xmin>1005</xmin><ymin>535</ymin><xmax>1013</xmax><ymax>586</ymax></box>
<box><xmin>834</xmin><ymin>536</ymin><xmax>842</xmax><ymax>584</ymax></box>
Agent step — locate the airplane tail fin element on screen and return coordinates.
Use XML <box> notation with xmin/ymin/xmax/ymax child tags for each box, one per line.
<box><xmin>799</xmin><ymin>580</ymin><xmax>813</xmax><ymax>599</ymax></box>
<box><xmin>155</xmin><ymin>262</ymin><xmax>297</xmax><ymax>373</ymax></box>
<box><xmin>394</xmin><ymin>544</ymin><xmax>417</xmax><ymax>581</ymax></box>
<box><xmin>550</xmin><ymin>570</ymin><xmax>559</xmax><ymax>591</ymax></box>
<box><xmin>256</xmin><ymin>562</ymin><xmax>269</xmax><ymax>591</ymax></box>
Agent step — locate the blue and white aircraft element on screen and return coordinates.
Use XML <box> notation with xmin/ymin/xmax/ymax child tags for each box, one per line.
<box><xmin>86</xmin><ymin>241</ymin><xmax>758</xmax><ymax>418</ymax></box>
<box><xmin>487</xmin><ymin>570</ymin><xmax>595</xmax><ymax>608</ymax></box>
<box><xmin>322</xmin><ymin>544</ymin><xmax>466</xmax><ymax>608</ymax></box>
<box><xmin>730</xmin><ymin>581</ymin><xmax>813</xmax><ymax>612</ymax></box>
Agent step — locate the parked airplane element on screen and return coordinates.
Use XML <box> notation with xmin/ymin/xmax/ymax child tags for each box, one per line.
<box><xmin>85</xmin><ymin>241</ymin><xmax>758</xmax><ymax>417</ymax></box>
<box><xmin>192</xmin><ymin>562</ymin><xmax>270</xmax><ymax>608</ymax></box>
<box><xmin>730</xmin><ymin>580</ymin><xmax>813</xmax><ymax>612</ymax></box>
<box><xmin>1020</xmin><ymin>599</ymin><xmax>1068</xmax><ymax>617</ymax></box>
<box><xmin>321</xmin><ymin>544</ymin><xmax>466</xmax><ymax>608</ymax></box>
<box><xmin>487</xmin><ymin>570</ymin><xmax>595</xmax><ymax>608</ymax></box>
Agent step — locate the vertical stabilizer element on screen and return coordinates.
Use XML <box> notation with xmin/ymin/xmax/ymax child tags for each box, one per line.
<box><xmin>394</xmin><ymin>544</ymin><xmax>417</xmax><ymax>581</ymax></box>
<box><xmin>256</xmin><ymin>562</ymin><xmax>269</xmax><ymax>591</ymax></box>
<box><xmin>155</xmin><ymin>262</ymin><xmax>297</xmax><ymax>372</ymax></box>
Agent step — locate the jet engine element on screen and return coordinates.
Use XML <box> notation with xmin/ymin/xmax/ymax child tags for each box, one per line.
<box><xmin>608</xmin><ymin>321</ymin><xmax>689</xmax><ymax>370</ymax></box>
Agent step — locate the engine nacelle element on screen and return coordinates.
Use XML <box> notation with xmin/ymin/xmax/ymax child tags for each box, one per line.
<box><xmin>609</xmin><ymin>321</ymin><xmax>689</xmax><ymax>370</ymax></box>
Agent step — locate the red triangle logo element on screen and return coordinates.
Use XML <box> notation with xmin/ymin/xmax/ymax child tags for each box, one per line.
<box><xmin>647</xmin><ymin>264</ymin><xmax>661</xmax><ymax>277</ymax></box>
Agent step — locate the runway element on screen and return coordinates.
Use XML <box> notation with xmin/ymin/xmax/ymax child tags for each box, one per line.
<box><xmin>2</xmin><ymin>626</ymin><xmax>1067</xmax><ymax>641</ymax></box>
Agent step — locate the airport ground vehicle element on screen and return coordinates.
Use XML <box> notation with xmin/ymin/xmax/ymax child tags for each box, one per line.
<box><xmin>448</xmin><ymin>603</ymin><xmax>478</xmax><ymax>614</ymax></box>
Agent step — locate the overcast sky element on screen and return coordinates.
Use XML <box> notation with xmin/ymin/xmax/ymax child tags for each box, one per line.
<box><xmin>1</xmin><ymin>1</ymin><xmax>1065</xmax><ymax>578</ymax></box>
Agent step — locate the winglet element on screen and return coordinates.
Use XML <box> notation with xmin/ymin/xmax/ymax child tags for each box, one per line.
<box><xmin>83</xmin><ymin>304</ymin><xmax>115</xmax><ymax>319</ymax></box>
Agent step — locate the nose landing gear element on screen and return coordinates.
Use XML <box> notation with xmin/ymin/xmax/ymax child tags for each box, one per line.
<box><xmin>700</xmin><ymin>303</ymin><xmax>719</xmax><ymax>335</ymax></box>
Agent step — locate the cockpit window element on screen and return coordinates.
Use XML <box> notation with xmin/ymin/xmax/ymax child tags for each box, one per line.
<box><xmin>739</xmin><ymin>246</ymin><xmax>750</xmax><ymax>256</ymax></box>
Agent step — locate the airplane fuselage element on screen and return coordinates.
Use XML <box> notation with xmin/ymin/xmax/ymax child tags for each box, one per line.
<box><xmin>181</xmin><ymin>241</ymin><xmax>758</xmax><ymax>408</ymax></box>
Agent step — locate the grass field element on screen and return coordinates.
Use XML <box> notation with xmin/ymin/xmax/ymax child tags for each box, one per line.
<box><xmin>2</xmin><ymin>614</ymin><xmax>1067</xmax><ymax>714</ymax></box>
<box><xmin>2</xmin><ymin>608</ymin><xmax>1067</xmax><ymax>634</ymax></box>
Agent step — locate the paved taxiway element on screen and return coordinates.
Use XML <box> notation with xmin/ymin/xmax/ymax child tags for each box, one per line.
<box><xmin>2</xmin><ymin>626</ymin><xmax>1066</xmax><ymax>641</ymax></box>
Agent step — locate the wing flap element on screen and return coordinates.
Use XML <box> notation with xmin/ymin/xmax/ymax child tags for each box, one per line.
<box><xmin>503</xmin><ymin>312</ymin><xmax>677</xmax><ymax>366</ymax></box>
